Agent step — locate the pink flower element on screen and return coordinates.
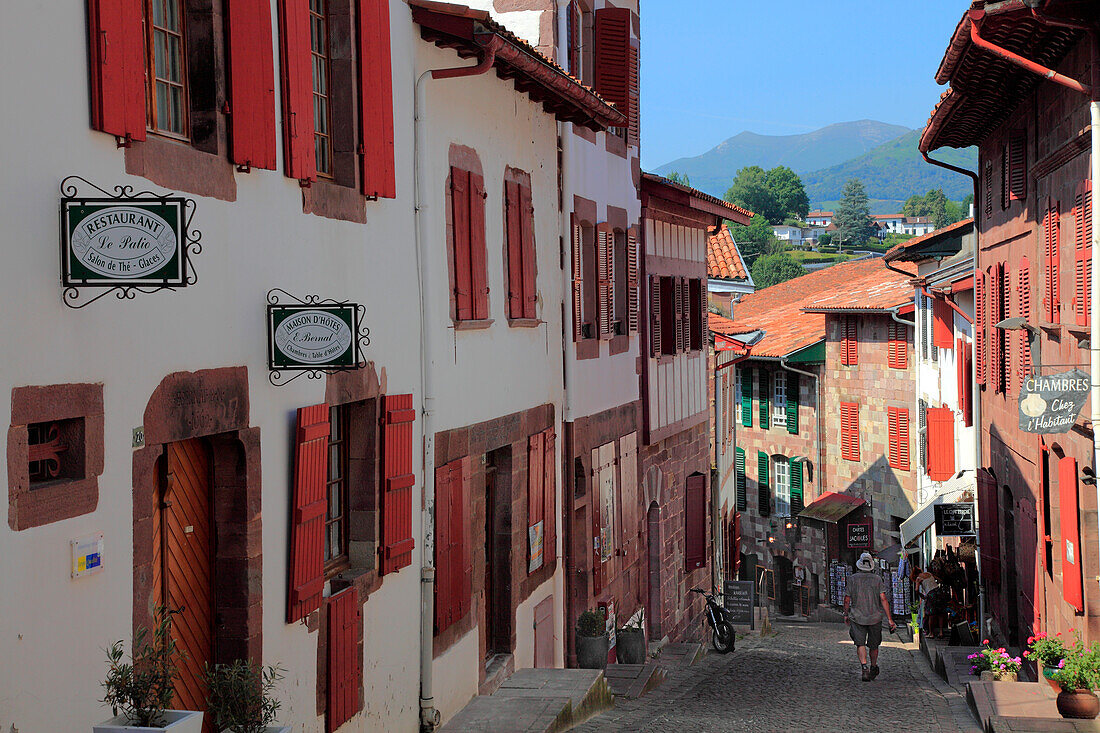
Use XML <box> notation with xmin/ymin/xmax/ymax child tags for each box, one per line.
<box><xmin>1028</xmin><ymin>636</ymin><xmax>1035</xmax><ymax>644</ymax></box>
<box><xmin>1024</xmin><ymin>651</ymin><xmax>1030</xmax><ymax>657</ymax></box>
<box><xmin>1057</xmin><ymin>632</ymin><xmax>1063</xmax><ymax>637</ymax></box>
<box><xmin>983</xmin><ymin>639</ymin><xmax>990</xmax><ymax>645</ymax></box>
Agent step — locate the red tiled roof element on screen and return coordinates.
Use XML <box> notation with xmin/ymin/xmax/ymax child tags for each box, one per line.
<box><xmin>884</xmin><ymin>218</ymin><xmax>974</xmax><ymax>263</ymax></box>
<box><xmin>808</xmin><ymin>211</ymin><xmax>833</xmax><ymax>217</ymax></box>
<box><xmin>716</xmin><ymin>258</ymin><xmax>909</xmax><ymax>358</ymax></box>
<box><xmin>641</xmin><ymin>174</ymin><xmax>753</xmax><ymax>224</ymax></box>
<box><xmin>708</xmin><ymin>312</ymin><xmax>738</xmax><ymax>334</ymax></box>
<box><xmin>707</xmin><ymin>225</ymin><xmax>750</xmax><ymax>281</ymax></box>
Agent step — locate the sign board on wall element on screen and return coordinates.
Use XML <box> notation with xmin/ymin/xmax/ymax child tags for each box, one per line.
<box><xmin>268</xmin><ymin>304</ymin><xmax>359</xmax><ymax>371</ymax></box>
<box><xmin>846</xmin><ymin>520</ymin><xmax>872</xmax><ymax>549</ymax></box>
<box><xmin>71</xmin><ymin>532</ymin><xmax>104</xmax><ymax>578</ymax></box>
<box><xmin>723</xmin><ymin>580</ymin><xmax>754</xmax><ymax>628</ymax></box>
<box><xmin>528</xmin><ymin>521</ymin><xmax>544</xmax><ymax>573</ymax></box>
<box><xmin>1018</xmin><ymin>369</ymin><xmax>1091</xmax><ymax>433</ymax></box>
<box><xmin>934</xmin><ymin>503</ymin><xmax>976</xmax><ymax>536</ymax></box>
<box><xmin>62</xmin><ymin>199</ymin><xmax>186</xmax><ymax>286</ymax></box>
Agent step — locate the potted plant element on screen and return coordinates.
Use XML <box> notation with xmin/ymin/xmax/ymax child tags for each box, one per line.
<box><xmin>1050</xmin><ymin>636</ymin><xmax>1100</xmax><ymax>720</ymax></box>
<box><xmin>1025</xmin><ymin>631</ymin><xmax>1069</xmax><ymax>693</ymax></box>
<box><xmin>94</xmin><ymin>608</ymin><xmax>203</xmax><ymax>732</ymax></box>
<box><xmin>204</xmin><ymin>660</ymin><xmax>288</xmax><ymax>733</ymax></box>
<box><xmin>615</xmin><ymin>611</ymin><xmax>646</xmax><ymax>665</ymax></box>
<box><xmin>967</xmin><ymin>640</ymin><xmax>1021</xmax><ymax>682</ymax></box>
<box><xmin>575</xmin><ymin>609</ymin><xmax>609</xmax><ymax>670</ymax></box>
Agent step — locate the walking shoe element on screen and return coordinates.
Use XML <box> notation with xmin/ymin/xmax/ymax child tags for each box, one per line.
<box><xmin>870</xmin><ymin>665</ymin><xmax>880</xmax><ymax>680</ymax></box>
<box><xmin>861</xmin><ymin>667</ymin><xmax>872</xmax><ymax>682</ymax></box>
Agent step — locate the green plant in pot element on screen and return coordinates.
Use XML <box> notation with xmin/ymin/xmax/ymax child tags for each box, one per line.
<box><xmin>1050</xmin><ymin>635</ymin><xmax>1100</xmax><ymax>720</ymax></box>
<box><xmin>94</xmin><ymin>607</ymin><xmax>204</xmax><ymax>733</ymax></box>
<box><xmin>575</xmin><ymin>609</ymin><xmax>609</xmax><ymax>670</ymax></box>
<box><xmin>204</xmin><ymin>659</ymin><xmax>289</xmax><ymax>733</ymax></box>
<box><xmin>1025</xmin><ymin>631</ymin><xmax>1069</xmax><ymax>693</ymax></box>
<box><xmin>616</xmin><ymin>610</ymin><xmax>647</xmax><ymax>665</ymax></box>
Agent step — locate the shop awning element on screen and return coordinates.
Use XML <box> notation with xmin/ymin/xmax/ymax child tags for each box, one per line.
<box><xmin>899</xmin><ymin>470</ymin><xmax>976</xmax><ymax>547</ymax></box>
<box><xmin>798</xmin><ymin>492</ymin><xmax>865</xmax><ymax>523</ymax></box>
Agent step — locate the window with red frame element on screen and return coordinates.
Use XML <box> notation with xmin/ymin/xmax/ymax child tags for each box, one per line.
<box><xmin>840</xmin><ymin>316</ymin><xmax>858</xmax><ymax>366</ymax></box>
<box><xmin>449</xmin><ymin>166</ymin><xmax>489</xmax><ymax>322</ymax></box>
<box><xmin>887</xmin><ymin>407</ymin><xmax>909</xmax><ymax>471</ymax></box>
<box><xmin>887</xmin><ymin>321</ymin><xmax>907</xmax><ymax>369</ymax></box>
<box><xmin>840</xmin><ymin>402</ymin><xmax>859</xmax><ymax>462</ymax></box>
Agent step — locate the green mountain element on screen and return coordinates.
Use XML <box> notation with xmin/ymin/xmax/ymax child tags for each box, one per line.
<box><xmin>654</xmin><ymin>120</ymin><xmax>910</xmax><ymax>196</ymax></box>
<box><xmin>802</xmin><ymin>129</ymin><xmax>978</xmax><ymax>205</ymax></box>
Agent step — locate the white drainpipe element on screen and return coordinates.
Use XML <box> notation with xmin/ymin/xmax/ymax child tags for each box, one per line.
<box><xmin>556</xmin><ymin>0</ymin><xmax>576</xmax><ymax>424</ymax></box>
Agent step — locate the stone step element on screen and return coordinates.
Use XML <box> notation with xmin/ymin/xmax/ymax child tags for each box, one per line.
<box><xmin>603</xmin><ymin>662</ymin><xmax>665</xmax><ymax>700</ymax></box>
<box><xmin>656</xmin><ymin>642</ymin><xmax>703</xmax><ymax>669</ymax></box>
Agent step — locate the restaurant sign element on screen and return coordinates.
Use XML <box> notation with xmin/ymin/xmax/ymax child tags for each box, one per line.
<box><xmin>268</xmin><ymin>304</ymin><xmax>359</xmax><ymax>371</ymax></box>
<box><xmin>1018</xmin><ymin>369</ymin><xmax>1090</xmax><ymax>434</ymax></box>
<box><xmin>62</xmin><ymin>199</ymin><xmax>186</xmax><ymax>286</ymax></box>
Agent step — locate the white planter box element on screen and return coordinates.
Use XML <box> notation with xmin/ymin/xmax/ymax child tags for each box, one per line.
<box><xmin>94</xmin><ymin>710</ymin><xmax>204</xmax><ymax>733</ymax></box>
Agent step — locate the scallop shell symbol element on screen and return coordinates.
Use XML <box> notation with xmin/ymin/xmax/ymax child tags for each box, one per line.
<box><xmin>1021</xmin><ymin>392</ymin><xmax>1047</xmax><ymax>418</ymax></box>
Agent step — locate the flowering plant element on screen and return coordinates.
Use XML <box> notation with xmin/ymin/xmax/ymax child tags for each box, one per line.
<box><xmin>1050</xmin><ymin>634</ymin><xmax>1100</xmax><ymax>691</ymax></box>
<box><xmin>968</xmin><ymin>639</ymin><xmax>1022</xmax><ymax>679</ymax></box>
<box><xmin>1025</xmin><ymin>631</ymin><xmax>1068</xmax><ymax>668</ymax></box>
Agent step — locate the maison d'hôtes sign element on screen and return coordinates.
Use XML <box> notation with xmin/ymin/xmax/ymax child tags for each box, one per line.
<box><xmin>1018</xmin><ymin>369</ymin><xmax>1091</xmax><ymax>434</ymax></box>
<box><xmin>268</xmin><ymin>304</ymin><xmax>359</xmax><ymax>371</ymax></box>
<box><xmin>62</xmin><ymin>199</ymin><xmax>185</xmax><ymax>286</ymax></box>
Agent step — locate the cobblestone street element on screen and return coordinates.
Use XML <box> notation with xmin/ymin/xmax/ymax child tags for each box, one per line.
<box><xmin>576</xmin><ymin>623</ymin><xmax>981</xmax><ymax>733</ymax></box>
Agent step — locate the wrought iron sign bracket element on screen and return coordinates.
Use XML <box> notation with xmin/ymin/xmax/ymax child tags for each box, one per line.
<box><xmin>266</xmin><ymin>288</ymin><xmax>370</xmax><ymax>387</ymax></box>
<box><xmin>59</xmin><ymin>176</ymin><xmax>202</xmax><ymax>309</ymax></box>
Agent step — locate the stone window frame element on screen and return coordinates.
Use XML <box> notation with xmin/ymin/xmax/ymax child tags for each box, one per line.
<box><xmin>8</xmin><ymin>383</ymin><xmax>104</xmax><ymax>531</ymax></box>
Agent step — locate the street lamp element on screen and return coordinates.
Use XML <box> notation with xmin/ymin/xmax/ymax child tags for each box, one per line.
<box><xmin>995</xmin><ymin>317</ymin><xmax>1041</xmax><ymax>375</ymax></box>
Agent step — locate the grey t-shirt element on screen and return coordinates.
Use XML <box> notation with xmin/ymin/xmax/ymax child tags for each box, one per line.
<box><xmin>846</xmin><ymin>571</ymin><xmax>885</xmax><ymax>625</ymax></box>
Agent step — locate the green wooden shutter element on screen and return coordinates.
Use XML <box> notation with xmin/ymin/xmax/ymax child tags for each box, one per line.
<box><xmin>735</xmin><ymin>448</ymin><xmax>747</xmax><ymax>511</ymax></box>
<box><xmin>741</xmin><ymin>367</ymin><xmax>753</xmax><ymax>427</ymax></box>
<box><xmin>790</xmin><ymin>459</ymin><xmax>804</xmax><ymax>515</ymax></box>
<box><xmin>786</xmin><ymin>373</ymin><xmax>799</xmax><ymax>435</ymax></box>
<box><xmin>757</xmin><ymin>451</ymin><xmax>770</xmax><ymax>516</ymax></box>
<box><xmin>759</xmin><ymin>371</ymin><xmax>770</xmax><ymax>430</ymax></box>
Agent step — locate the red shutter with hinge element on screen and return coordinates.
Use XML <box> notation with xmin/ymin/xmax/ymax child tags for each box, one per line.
<box><xmin>627</xmin><ymin>228</ymin><xmax>639</xmax><ymax>332</ymax></box>
<box><xmin>278</xmin><ymin>0</ymin><xmax>316</xmax><ymax>183</ymax></box>
<box><xmin>1019</xmin><ymin>259</ymin><xmax>1032</xmax><ymax>378</ymax></box>
<box><xmin>841</xmin><ymin>316</ymin><xmax>858</xmax><ymax>365</ymax></box>
<box><xmin>358</xmin><ymin>0</ymin><xmax>396</xmax><ymax>198</ymax></box>
<box><xmin>433</xmin><ymin>461</ymin><xmax>455</xmax><ymax>632</ymax></box>
<box><xmin>326</xmin><ymin>587</ymin><xmax>361</xmax><ymax>733</ymax></box>
<box><xmin>649</xmin><ymin>275</ymin><xmax>661</xmax><ymax>357</ymax></box>
<box><xmin>1074</xmin><ymin>181</ymin><xmax>1093</xmax><ymax>327</ymax></box>
<box><xmin>888</xmin><ymin>321</ymin><xmax>908</xmax><ymax>369</ymax></box>
<box><xmin>1045</xmin><ymin>202</ymin><xmax>1060</xmax><ymax>323</ymax></box>
<box><xmin>1009</xmin><ymin>129</ymin><xmax>1027</xmax><ymax>201</ymax></box>
<box><xmin>1003</xmin><ymin>263</ymin><xmax>1013</xmax><ymax>394</ymax></box>
<box><xmin>926</xmin><ymin>407</ymin><xmax>955</xmax><ymax>481</ymax></box>
<box><xmin>572</xmin><ymin>216</ymin><xmax>583</xmax><ymax>341</ymax></box>
<box><xmin>976</xmin><ymin>271</ymin><xmax>987</xmax><ymax>386</ymax></box>
<box><xmin>887</xmin><ymin>407</ymin><xmax>909</xmax><ymax>472</ymax></box>
<box><xmin>933</xmin><ymin>298</ymin><xmax>953</xmax><ymax>349</ymax></box>
<box><xmin>380</xmin><ymin>394</ymin><xmax>415</xmax><ymax>575</ymax></box>
<box><xmin>593</xmin><ymin>8</ymin><xmax>631</xmax><ymax>119</ymax></box>
<box><xmin>454</xmin><ymin>459</ymin><xmax>471</xmax><ymax>620</ymax></box>
<box><xmin>527</xmin><ymin>431</ymin><xmax>545</xmax><ymax>573</ymax></box>
<box><xmin>627</xmin><ymin>42</ymin><xmax>639</xmax><ymax>146</ymax></box>
<box><xmin>543</xmin><ymin>428</ymin><xmax>556</xmax><ymax>565</ymax></box>
<box><xmin>684</xmin><ymin>473</ymin><xmax>707</xmax><ymax>571</ymax></box>
<box><xmin>520</xmin><ymin>184</ymin><xmax>537</xmax><ymax>319</ymax></box>
<box><xmin>88</xmin><ymin>0</ymin><xmax>146</xmax><ymax>142</ymax></box>
<box><xmin>506</xmin><ymin>180</ymin><xmax>524</xmax><ymax>319</ymax></box>
<box><xmin>960</xmin><ymin>340</ymin><xmax>974</xmax><ymax>427</ymax></box>
<box><xmin>451</xmin><ymin>167</ymin><xmax>473</xmax><ymax>320</ymax></box>
<box><xmin>596</xmin><ymin>223</ymin><xmax>613</xmax><ymax>338</ymax></box>
<box><xmin>226</xmin><ymin>0</ymin><xmax>277</xmax><ymax>170</ymax></box>
<box><xmin>992</xmin><ymin>264</ymin><xmax>1004</xmax><ymax>393</ymax></box>
<box><xmin>567</xmin><ymin>0</ymin><xmax>581</xmax><ymax>77</ymax></box>
<box><xmin>840</xmin><ymin>402</ymin><xmax>859</xmax><ymax>462</ymax></box>
<box><xmin>674</xmin><ymin>277</ymin><xmax>685</xmax><ymax>352</ymax></box>
<box><xmin>1060</xmin><ymin>455</ymin><xmax>1084</xmax><ymax>612</ymax></box>
<box><xmin>287</xmin><ymin>404</ymin><xmax>330</xmax><ymax>623</ymax></box>
<box><xmin>470</xmin><ymin>172</ymin><xmax>489</xmax><ymax>320</ymax></box>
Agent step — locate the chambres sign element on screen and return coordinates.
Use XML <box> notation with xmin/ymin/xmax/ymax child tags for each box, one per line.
<box><xmin>268</xmin><ymin>305</ymin><xmax>359</xmax><ymax>371</ymax></box>
<box><xmin>62</xmin><ymin>199</ymin><xmax>186</xmax><ymax>286</ymax></box>
<box><xmin>1018</xmin><ymin>369</ymin><xmax>1091</xmax><ymax>434</ymax></box>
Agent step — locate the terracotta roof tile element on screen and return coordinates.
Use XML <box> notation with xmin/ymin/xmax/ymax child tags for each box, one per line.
<box><xmin>716</xmin><ymin>258</ymin><xmax>911</xmax><ymax>358</ymax></box>
<box><xmin>707</xmin><ymin>225</ymin><xmax>750</xmax><ymax>281</ymax></box>
<box><xmin>883</xmin><ymin>218</ymin><xmax>974</xmax><ymax>263</ymax></box>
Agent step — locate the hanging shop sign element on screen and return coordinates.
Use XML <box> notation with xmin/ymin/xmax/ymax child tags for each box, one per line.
<box><xmin>1018</xmin><ymin>369</ymin><xmax>1091</xmax><ymax>434</ymax></box>
<box><xmin>266</xmin><ymin>289</ymin><xmax>369</xmax><ymax>386</ymax></box>
<box><xmin>934</xmin><ymin>502</ymin><xmax>975</xmax><ymax>537</ymax></box>
<box><xmin>58</xmin><ymin>177</ymin><xmax>201</xmax><ymax>308</ymax></box>
<box><xmin>846</xmin><ymin>520</ymin><xmax>872</xmax><ymax>549</ymax></box>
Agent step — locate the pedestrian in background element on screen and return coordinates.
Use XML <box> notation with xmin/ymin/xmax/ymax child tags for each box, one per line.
<box><xmin>844</xmin><ymin>552</ymin><xmax>897</xmax><ymax>681</ymax></box>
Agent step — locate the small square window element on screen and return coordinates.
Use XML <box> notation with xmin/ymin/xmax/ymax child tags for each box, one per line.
<box><xmin>28</xmin><ymin>418</ymin><xmax>86</xmax><ymax>486</ymax></box>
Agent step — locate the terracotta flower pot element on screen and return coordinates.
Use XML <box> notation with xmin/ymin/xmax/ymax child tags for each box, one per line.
<box><xmin>1057</xmin><ymin>689</ymin><xmax>1100</xmax><ymax>720</ymax></box>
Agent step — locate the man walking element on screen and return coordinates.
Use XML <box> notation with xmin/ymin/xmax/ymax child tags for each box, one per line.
<box><xmin>844</xmin><ymin>552</ymin><xmax>897</xmax><ymax>681</ymax></box>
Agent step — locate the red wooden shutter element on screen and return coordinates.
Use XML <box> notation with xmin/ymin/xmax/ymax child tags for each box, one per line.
<box><xmin>627</xmin><ymin>42</ymin><xmax>639</xmax><ymax>146</ymax></box>
<box><xmin>627</xmin><ymin>228</ymin><xmax>639</xmax><ymax>332</ymax></box>
<box><xmin>841</xmin><ymin>317</ymin><xmax>858</xmax><ymax>365</ymax></box>
<box><xmin>1074</xmin><ymin>181</ymin><xmax>1093</xmax><ymax>327</ymax></box>
<box><xmin>840</xmin><ymin>402</ymin><xmax>859</xmax><ymax>462</ymax></box>
<box><xmin>326</xmin><ymin>587</ymin><xmax>361</xmax><ymax>732</ymax></box>
<box><xmin>433</xmin><ymin>461</ymin><xmax>456</xmax><ymax>632</ymax></box>
<box><xmin>506</xmin><ymin>180</ymin><xmax>524</xmax><ymax>319</ymax></box>
<box><xmin>287</xmin><ymin>404</ymin><xmax>330</xmax><ymax>623</ymax></box>
<box><xmin>380</xmin><ymin>394</ymin><xmax>415</xmax><ymax>575</ymax></box>
<box><xmin>88</xmin><ymin>0</ymin><xmax>146</xmax><ymax>142</ymax></box>
<box><xmin>358</xmin><ymin>0</ymin><xmax>396</xmax><ymax>198</ymax></box>
<box><xmin>992</xmin><ymin>264</ymin><xmax>1004</xmax><ymax>394</ymax></box>
<box><xmin>597</xmin><ymin>224</ymin><xmax>613</xmax><ymax>338</ymax></box>
<box><xmin>226</xmin><ymin>0</ymin><xmax>277</xmax><ymax>170</ymax></box>
<box><xmin>1019</xmin><ymin>259</ymin><xmax>1032</xmax><ymax>378</ymax></box>
<box><xmin>543</xmin><ymin>428</ymin><xmax>556</xmax><ymax>565</ymax></box>
<box><xmin>932</xmin><ymin>298</ymin><xmax>953</xmax><ymax>349</ymax></box>
<box><xmin>278</xmin><ymin>0</ymin><xmax>316</xmax><ymax>182</ymax></box>
<box><xmin>674</xmin><ymin>277</ymin><xmax>685</xmax><ymax>352</ymax></box>
<box><xmin>470</xmin><ymin>172</ymin><xmax>489</xmax><ymax>320</ymax></box>
<box><xmin>925</xmin><ymin>407</ymin><xmax>955</xmax><ymax>481</ymax></box>
<box><xmin>572</xmin><ymin>217</ymin><xmax>584</xmax><ymax>341</ymax></box>
<box><xmin>1008</xmin><ymin>129</ymin><xmax>1027</xmax><ymax>201</ymax></box>
<box><xmin>593</xmin><ymin>8</ymin><xmax>631</xmax><ymax>119</ymax></box>
<box><xmin>1045</xmin><ymin>202</ymin><xmax>1060</xmax><ymax>324</ymax></box>
<box><xmin>960</xmin><ymin>340</ymin><xmax>974</xmax><ymax>427</ymax></box>
<box><xmin>976</xmin><ymin>271</ymin><xmax>987</xmax><ymax>386</ymax></box>
<box><xmin>887</xmin><ymin>407</ymin><xmax>909</xmax><ymax>472</ymax></box>
<box><xmin>888</xmin><ymin>321</ymin><xmax>908</xmax><ymax>369</ymax></box>
<box><xmin>451</xmin><ymin>167</ymin><xmax>473</xmax><ymax>320</ymax></box>
<box><xmin>684</xmin><ymin>473</ymin><xmax>707</xmax><ymax>571</ymax></box>
<box><xmin>649</xmin><ymin>275</ymin><xmax>661</xmax><ymax>356</ymax></box>
<box><xmin>977</xmin><ymin>469</ymin><xmax>1001</xmax><ymax>593</ymax></box>
<box><xmin>567</xmin><ymin>0</ymin><xmax>581</xmax><ymax>77</ymax></box>
<box><xmin>520</xmin><ymin>184</ymin><xmax>537</xmax><ymax>319</ymax></box>
<box><xmin>1002</xmin><ymin>263</ymin><xmax>1013</xmax><ymax>394</ymax></box>
<box><xmin>527</xmin><ymin>431</ymin><xmax>545</xmax><ymax>573</ymax></box>
<box><xmin>1059</xmin><ymin>455</ymin><xmax>1084</xmax><ymax>612</ymax></box>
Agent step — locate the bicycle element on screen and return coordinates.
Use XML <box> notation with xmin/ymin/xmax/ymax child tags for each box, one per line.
<box><xmin>690</xmin><ymin>587</ymin><xmax>735</xmax><ymax>654</ymax></box>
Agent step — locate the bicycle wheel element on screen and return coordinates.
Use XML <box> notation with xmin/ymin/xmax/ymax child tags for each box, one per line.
<box><xmin>711</xmin><ymin>621</ymin><xmax>735</xmax><ymax>654</ymax></box>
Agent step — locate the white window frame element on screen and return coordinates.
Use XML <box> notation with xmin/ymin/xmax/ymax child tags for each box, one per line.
<box><xmin>772</xmin><ymin>371</ymin><xmax>787</xmax><ymax>428</ymax></box>
<box><xmin>774</xmin><ymin>456</ymin><xmax>790</xmax><ymax>517</ymax></box>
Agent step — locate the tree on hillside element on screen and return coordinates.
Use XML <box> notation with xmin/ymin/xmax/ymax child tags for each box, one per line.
<box><xmin>666</xmin><ymin>171</ymin><xmax>691</xmax><ymax>186</ymax></box>
<box><xmin>751</xmin><ymin>252</ymin><xmax>806</xmax><ymax>289</ymax></box>
<box><xmin>729</xmin><ymin>214</ymin><xmax>779</xmax><ymax>265</ymax></box>
<box><xmin>903</xmin><ymin>188</ymin><xmax>949</xmax><ymax>228</ymax></box>
<box><xmin>834</xmin><ymin>179</ymin><xmax>874</xmax><ymax>245</ymax></box>
<box><xmin>767</xmin><ymin>166</ymin><xmax>810</xmax><ymax>221</ymax></box>
<box><xmin>723</xmin><ymin>165</ymin><xmax>810</xmax><ymax>224</ymax></box>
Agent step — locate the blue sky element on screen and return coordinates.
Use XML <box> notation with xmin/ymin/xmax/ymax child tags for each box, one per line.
<box><xmin>639</xmin><ymin>0</ymin><xmax>967</xmax><ymax>170</ymax></box>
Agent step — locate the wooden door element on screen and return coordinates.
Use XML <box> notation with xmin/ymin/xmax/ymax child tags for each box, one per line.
<box><xmin>533</xmin><ymin>595</ymin><xmax>554</xmax><ymax>668</ymax></box>
<box><xmin>155</xmin><ymin>439</ymin><xmax>215</xmax><ymax>715</ymax></box>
